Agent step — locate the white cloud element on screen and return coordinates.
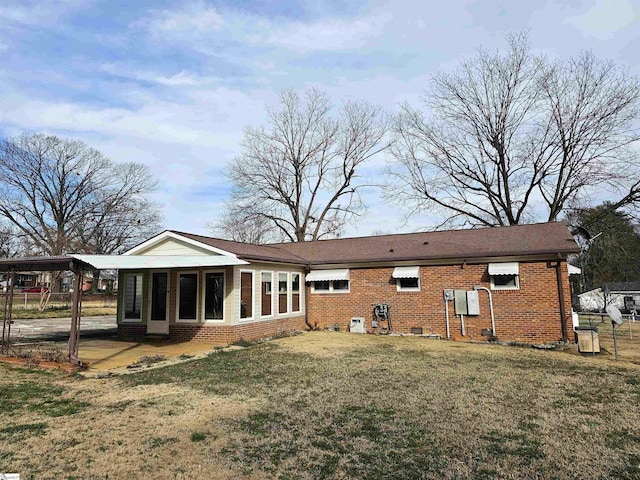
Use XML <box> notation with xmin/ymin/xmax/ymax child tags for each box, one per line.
<box><xmin>100</xmin><ymin>64</ymin><xmax>210</xmax><ymax>87</ymax></box>
<box><xmin>565</xmin><ymin>0</ymin><xmax>637</xmax><ymax>39</ymax></box>
<box><xmin>4</xmin><ymin>100</ymin><xmax>214</xmax><ymax>147</ymax></box>
<box><xmin>255</xmin><ymin>12</ymin><xmax>393</xmax><ymax>52</ymax></box>
<box><xmin>0</xmin><ymin>0</ymin><xmax>87</xmax><ymax>26</ymax></box>
<box><xmin>145</xmin><ymin>1</ymin><xmax>225</xmax><ymax>34</ymax></box>
<box><xmin>3</xmin><ymin>0</ymin><xmax>640</xmax><ymax>236</ymax></box>
<box><xmin>140</xmin><ymin>2</ymin><xmax>392</xmax><ymax>53</ymax></box>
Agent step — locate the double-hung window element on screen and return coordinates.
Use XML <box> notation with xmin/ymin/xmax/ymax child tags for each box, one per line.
<box><xmin>240</xmin><ymin>270</ymin><xmax>254</xmax><ymax>320</ymax></box>
<box><xmin>204</xmin><ymin>272</ymin><xmax>224</xmax><ymax>321</ymax></box>
<box><xmin>178</xmin><ymin>272</ymin><xmax>199</xmax><ymax>321</ymax></box>
<box><xmin>123</xmin><ymin>273</ymin><xmax>143</xmax><ymax>321</ymax></box>
<box><xmin>261</xmin><ymin>271</ymin><xmax>273</xmax><ymax>317</ymax></box>
<box><xmin>278</xmin><ymin>272</ymin><xmax>289</xmax><ymax>314</ymax></box>
<box><xmin>291</xmin><ymin>273</ymin><xmax>301</xmax><ymax>312</ymax></box>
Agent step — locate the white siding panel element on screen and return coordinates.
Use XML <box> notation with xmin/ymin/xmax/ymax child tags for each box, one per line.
<box><xmin>141</xmin><ymin>238</ymin><xmax>215</xmax><ymax>256</ymax></box>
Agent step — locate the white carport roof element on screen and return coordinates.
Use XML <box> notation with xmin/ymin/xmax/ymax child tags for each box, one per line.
<box><xmin>71</xmin><ymin>254</ymin><xmax>248</xmax><ymax>270</ymax></box>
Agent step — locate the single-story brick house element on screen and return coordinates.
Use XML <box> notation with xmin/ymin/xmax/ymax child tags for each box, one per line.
<box><xmin>108</xmin><ymin>222</ymin><xmax>579</xmax><ymax>344</ymax></box>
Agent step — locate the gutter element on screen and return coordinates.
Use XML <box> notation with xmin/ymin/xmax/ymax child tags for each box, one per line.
<box><xmin>307</xmin><ymin>252</ymin><xmax>580</xmax><ymax>270</ymax></box>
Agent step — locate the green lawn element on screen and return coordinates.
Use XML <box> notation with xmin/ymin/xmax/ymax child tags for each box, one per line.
<box><xmin>1</xmin><ymin>332</ymin><xmax>639</xmax><ymax>479</ymax></box>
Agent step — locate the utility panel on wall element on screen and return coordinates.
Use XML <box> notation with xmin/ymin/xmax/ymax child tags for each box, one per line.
<box><xmin>454</xmin><ymin>290</ymin><xmax>467</xmax><ymax>315</ymax></box>
<box><xmin>466</xmin><ymin>290</ymin><xmax>479</xmax><ymax>315</ymax></box>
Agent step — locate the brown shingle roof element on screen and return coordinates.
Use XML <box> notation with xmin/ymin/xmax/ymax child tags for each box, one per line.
<box><xmin>173</xmin><ymin>222</ymin><xmax>579</xmax><ymax>266</ymax></box>
<box><xmin>272</xmin><ymin>222</ymin><xmax>579</xmax><ymax>265</ymax></box>
<box><xmin>169</xmin><ymin>231</ymin><xmax>308</xmax><ymax>264</ymax></box>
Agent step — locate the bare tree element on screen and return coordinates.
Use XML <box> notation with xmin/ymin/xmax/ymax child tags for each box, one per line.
<box><xmin>540</xmin><ymin>52</ymin><xmax>640</xmax><ymax>220</ymax></box>
<box><xmin>221</xmin><ymin>87</ymin><xmax>390</xmax><ymax>242</ymax></box>
<box><xmin>208</xmin><ymin>204</ymin><xmax>280</xmax><ymax>245</ymax></box>
<box><xmin>0</xmin><ymin>133</ymin><xmax>161</xmax><ymax>261</ymax></box>
<box><xmin>386</xmin><ymin>33</ymin><xmax>640</xmax><ymax>228</ymax></box>
<box><xmin>0</xmin><ymin>223</ymin><xmax>26</xmax><ymax>258</ymax></box>
<box><xmin>74</xmin><ymin>162</ymin><xmax>163</xmax><ymax>254</ymax></box>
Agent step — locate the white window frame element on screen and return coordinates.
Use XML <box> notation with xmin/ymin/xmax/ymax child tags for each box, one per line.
<box><xmin>396</xmin><ymin>276</ymin><xmax>420</xmax><ymax>292</ymax></box>
<box><xmin>291</xmin><ymin>272</ymin><xmax>302</xmax><ymax>313</ymax></box>
<box><xmin>277</xmin><ymin>272</ymin><xmax>290</xmax><ymax>315</ymax></box>
<box><xmin>176</xmin><ymin>271</ymin><xmax>199</xmax><ymax>323</ymax></box>
<box><xmin>121</xmin><ymin>273</ymin><xmax>144</xmax><ymax>323</ymax></box>
<box><xmin>201</xmin><ymin>269</ymin><xmax>226</xmax><ymax>323</ymax></box>
<box><xmin>490</xmin><ymin>274</ymin><xmax>520</xmax><ymax>291</ymax></box>
<box><xmin>311</xmin><ymin>279</ymin><xmax>350</xmax><ymax>294</ymax></box>
<box><xmin>260</xmin><ymin>271</ymin><xmax>274</xmax><ymax>318</ymax></box>
<box><xmin>239</xmin><ymin>269</ymin><xmax>255</xmax><ymax>321</ymax></box>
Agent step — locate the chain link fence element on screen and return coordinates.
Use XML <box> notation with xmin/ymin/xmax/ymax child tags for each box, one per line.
<box><xmin>0</xmin><ymin>292</ymin><xmax>117</xmax><ymax>310</ymax></box>
<box><xmin>578</xmin><ymin>312</ymin><xmax>640</xmax><ymax>363</ymax></box>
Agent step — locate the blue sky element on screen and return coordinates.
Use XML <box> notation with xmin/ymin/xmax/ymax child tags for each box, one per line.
<box><xmin>0</xmin><ymin>0</ymin><xmax>638</xmax><ymax>237</ymax></box>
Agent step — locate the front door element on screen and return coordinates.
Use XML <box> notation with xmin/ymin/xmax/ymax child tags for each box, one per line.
<box><xmin>147</xmin><ymin>272</ymin><xmax>169</xmax><ymax>334</ymax></box>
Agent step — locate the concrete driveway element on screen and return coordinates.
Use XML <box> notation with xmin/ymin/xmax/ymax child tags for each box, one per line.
<box><xmin>9</xmin><ymin>315</ymin><xmax>117</xmax><ymax>340</ymax></box>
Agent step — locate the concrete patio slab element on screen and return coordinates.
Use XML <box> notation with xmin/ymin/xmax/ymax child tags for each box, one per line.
<box><xmin>78</xmin><ymin>338</ymin><xmax>217</xmax><ymax>373</ymax></box>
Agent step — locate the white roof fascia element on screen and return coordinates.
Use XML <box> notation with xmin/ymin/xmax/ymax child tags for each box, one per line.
<box><xmin>72</xmin><ymin>255</ymin><xmax>248</xmax><ymax>270</ymax></box>
<box><xmin>392</xmin><ymin>266</ymin><xmax>420</xmax><ymax>278</ymax></box>
<box><xmin>306</xmin><ymin>269</ymin><xmax>350</xmax><ymax>282</ymax></box>
<box><xmin>568</xmin><ymin>264</ymin><xmax>581</xmax><ymax>275</ymax></box>
<box><xmin>488</xmin><ymin>262</ymin><xmax>519</xmax><ymax>275</ymax></box>
<box><xmin>123</xmin><ymin>231</ymin><xmax>237</xmax><ymax>257</ymax></box>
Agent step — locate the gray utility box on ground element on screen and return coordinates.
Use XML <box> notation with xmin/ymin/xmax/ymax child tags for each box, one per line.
<box><xmin>349</xmin><ymin>317</ymin><xmax>366</xmax><ymax>333</ymax></box>
<box><xmin>575</xmin><ymin>326</ymin><xmax>600</xmax><ymax>354</ymax></box>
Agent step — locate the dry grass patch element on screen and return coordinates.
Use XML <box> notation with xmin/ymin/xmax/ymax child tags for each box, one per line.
<box><xmin>0</xmin><ymin>368</ymin><xmax>254</xmax><ymax>479</ymax></box>
<box><xmin>1</xmin><ymin>332</ymin><xmax>640</xmax><ymax>479</ymax></box>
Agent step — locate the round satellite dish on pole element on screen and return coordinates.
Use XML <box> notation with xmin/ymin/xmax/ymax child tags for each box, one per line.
<box><xmin>606</xmin><ymin>305</ymin><xmax>624</xmax><ymax>325</ymax></box>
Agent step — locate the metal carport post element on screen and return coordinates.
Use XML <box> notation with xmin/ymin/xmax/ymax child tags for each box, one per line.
<box><xmin>0</xmin><ymin>256</ymin><xmax>89</xmax><ymax>366</ymax></box>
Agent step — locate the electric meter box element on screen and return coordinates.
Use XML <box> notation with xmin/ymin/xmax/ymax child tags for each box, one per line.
<box><xmin>454</xmin><ymin>290</ymin><xmax>468</xmax><ymax>315</ymax></box>
<box><xmin>466</xmin><ymin>290</ymin><xmax>480</xmax><ymax>315</ymax></box>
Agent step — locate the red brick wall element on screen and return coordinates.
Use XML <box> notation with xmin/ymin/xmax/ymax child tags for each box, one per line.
<box><xmin>141</xmin><ymin>315</ymin><xmax>308</xmax><ymax>345</ymax></box>
<box><xmin>118</xmin><ymin>324</ymin><xmax>147</xmax><ymax>338</ymax></box>
<box><xmin>306</xmin><ymin>261</ymin><xmax>573</xmax><ymax>344</ymax></box>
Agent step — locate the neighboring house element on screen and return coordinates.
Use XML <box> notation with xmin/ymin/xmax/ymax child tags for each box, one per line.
<box><xmin>61</xmin><ymin>270</ymin><xmax>118</xmax><ymax>292</ymax></box>
<box><xmin>578</xmin><ymin>282</ymin><xmax>640</xmax><ymax>313</ymax></box>
<box><xmin>107</xmin><ymin>222</ymin><xmax>579</xmax><ymax>345</ymax></box>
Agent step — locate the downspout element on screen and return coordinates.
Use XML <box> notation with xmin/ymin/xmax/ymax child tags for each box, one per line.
<box><xmin>303</xmin><ymin>266</ymin><xmax>314</xmax><ymax>331</ymax></box>
<box><xmin>556</xmin><ymin>254</ymin><xmax>568</xmax><ymax>342</ymax></box>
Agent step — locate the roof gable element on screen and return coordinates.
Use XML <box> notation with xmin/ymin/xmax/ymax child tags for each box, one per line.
<box><xmin>124</xmin><ymin>231</ymin><xmax>238</xmax><ymax>257</ymax></box>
